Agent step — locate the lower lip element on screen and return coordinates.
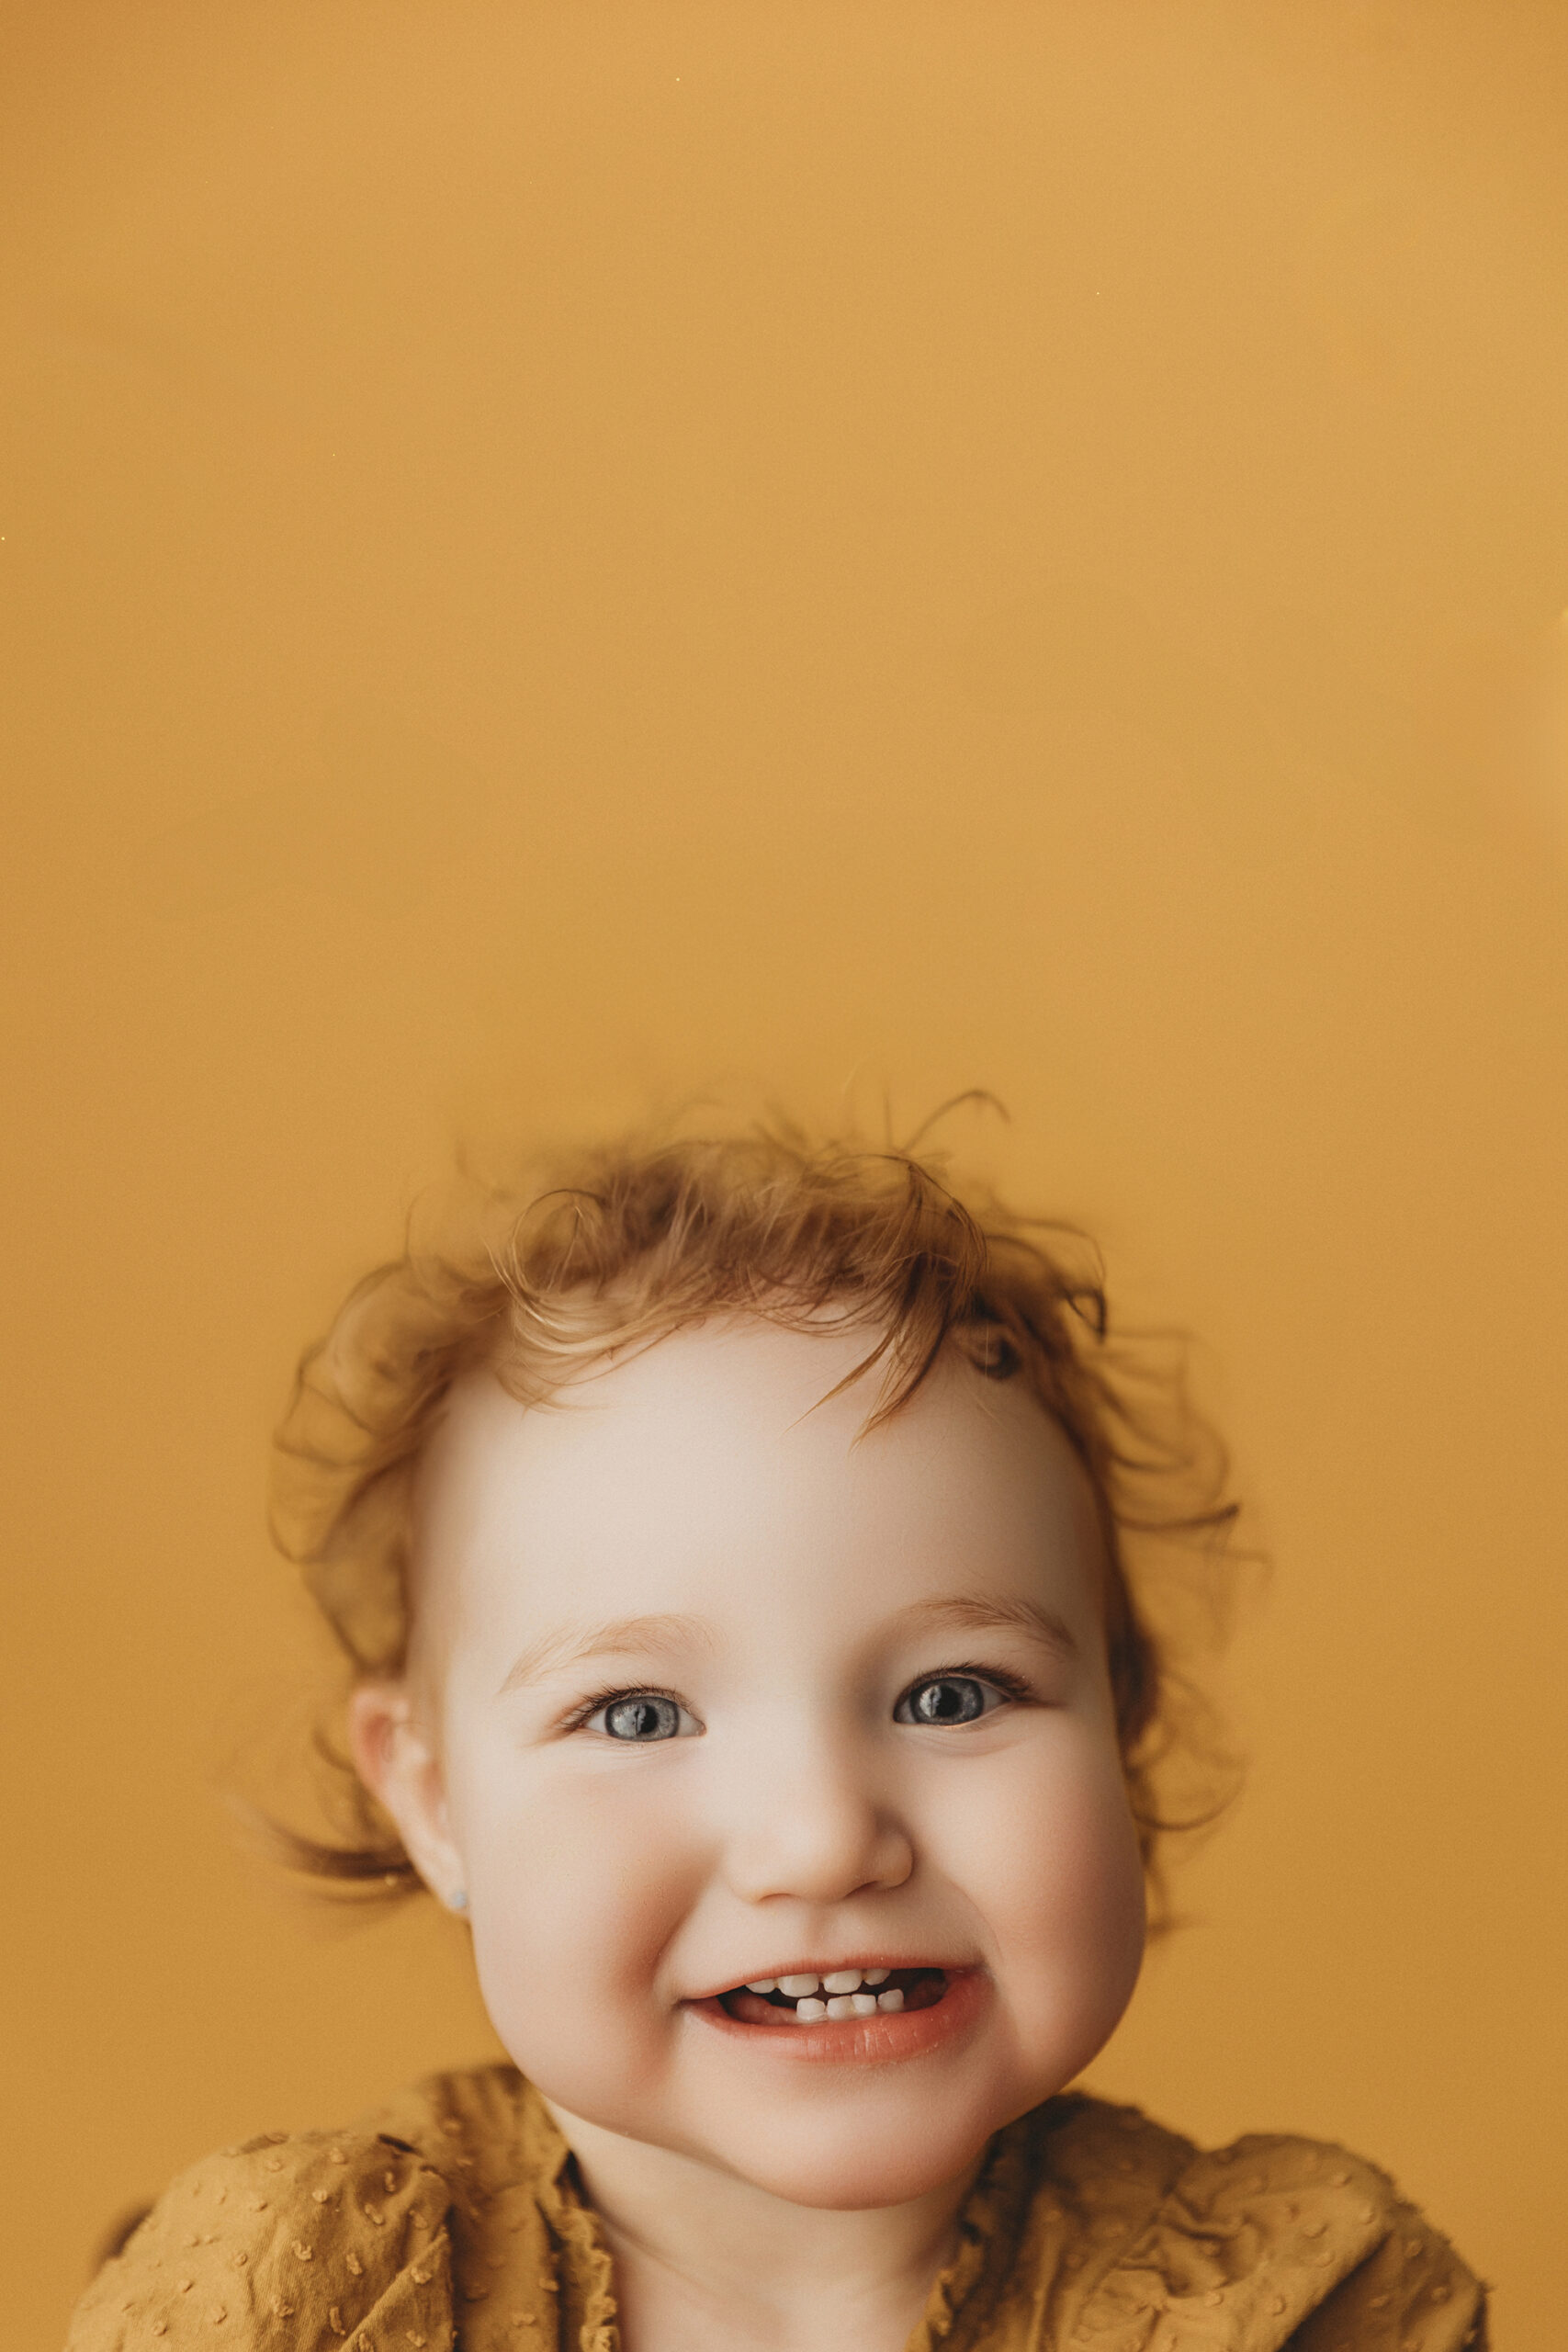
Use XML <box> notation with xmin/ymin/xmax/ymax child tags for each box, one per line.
<box><xmin>685</xmin><ymin>1967</ymin><xmax>989</xmax><ymax>2064</ymax></box>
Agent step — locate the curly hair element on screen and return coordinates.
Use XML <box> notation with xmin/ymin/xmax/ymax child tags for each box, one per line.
<box><xmin>265</xmin><ymin>1111</ymin><xmax>1243</xmax><ymax>1930</ymax></box>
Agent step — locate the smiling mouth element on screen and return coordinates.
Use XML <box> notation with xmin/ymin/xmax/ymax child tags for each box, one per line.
<box><xmin>716</xmin><ymin>1966</ymin><xmax>949</xmax><ymax>2026</ymax></box>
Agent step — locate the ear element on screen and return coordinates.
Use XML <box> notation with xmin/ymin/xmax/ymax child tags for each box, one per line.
<box><xmin>347</xmin><ymin>1681</ymin><xmax>466</xmax><ymax>1911</ymax></box>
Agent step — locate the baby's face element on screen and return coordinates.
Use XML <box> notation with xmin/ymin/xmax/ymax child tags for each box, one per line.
<box><xmin>395</xmin><ymin>1321</ymin><xmax>1145</xmax><ymax>2209</ymax></box>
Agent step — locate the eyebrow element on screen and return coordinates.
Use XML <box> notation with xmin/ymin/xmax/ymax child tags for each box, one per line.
<box><xmin>497</xmin><ymin>1612</ymin><xmax>716</xmax><ymax>1698</ymax></box>
<box><xmin>892</xmin><ymin>1594</ymin><xmax>1080</xmax><ymax>1665</ymax></box>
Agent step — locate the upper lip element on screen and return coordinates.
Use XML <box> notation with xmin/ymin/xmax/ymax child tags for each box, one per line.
<box><xmin>687</xmin><ymin>1958</ymin><xmax>963</xmax><ymax>2001</ymax></box>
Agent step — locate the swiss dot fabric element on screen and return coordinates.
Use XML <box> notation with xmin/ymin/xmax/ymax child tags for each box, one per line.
<box><xmin>66</xmin><ymin>2066</ymin><xmax>1487</xmax><ymax>2352</ymax></box>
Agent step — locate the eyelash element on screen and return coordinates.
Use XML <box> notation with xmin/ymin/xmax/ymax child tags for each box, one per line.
<box><xmin>915</xmin><ymin>1660</ymin><xmax>1038</xmax><ymax>1709</ymax></box>
<box><xmin>558</xmin><ymin>1662</ymin><xmax>1038</xmax><ymax>1735</ymax></box>
<box><xmin>558</xmin><ymin>1681</ymin><xmax>684</xmax><ymax>1735</ymax></box>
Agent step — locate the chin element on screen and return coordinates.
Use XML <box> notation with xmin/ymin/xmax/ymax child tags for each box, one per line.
<box><xmin>697</xmin><ymin>2056</ymin><xmax>1030</xmax><ymax>2210</ymax></box>
<box><xmin>718</xmin><ymin>2119</ymin><xmax>997</xmax><ymax>2211</ymax></box>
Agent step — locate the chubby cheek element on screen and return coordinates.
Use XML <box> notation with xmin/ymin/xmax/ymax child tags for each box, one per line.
<box><xmin>445</xmin><ymin>1736</ymin><xmax>704</xmax><ymax>2103</ymax></box>
<box><xmin>934</xmin><ymin>1742</ymin><xmax>1145</xmax><ymax>2087</ymax></box>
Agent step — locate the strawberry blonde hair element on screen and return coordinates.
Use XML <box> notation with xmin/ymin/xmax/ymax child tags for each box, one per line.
<box><xmin>267</xmin><ymin>1112</ymin><xmax>1241</xmax><ymax>1928</ymax></box>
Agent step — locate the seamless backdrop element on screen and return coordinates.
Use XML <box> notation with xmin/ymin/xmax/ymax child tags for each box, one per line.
<box><xmin>3</xmin><ymin>5</ymin><xmax>1565</xmax><ymax>2344</ymax></box>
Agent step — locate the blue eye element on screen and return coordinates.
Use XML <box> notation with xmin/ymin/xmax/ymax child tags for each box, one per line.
<box><xmin>593</xmin><ymin>1693</ymin><xmax>688</xmax><ymax>1741</ymax></box>
<box><xmin>895</xmin><ymin>1675</ymin><xmax>998</xmax><ymax>1726</ymax></box>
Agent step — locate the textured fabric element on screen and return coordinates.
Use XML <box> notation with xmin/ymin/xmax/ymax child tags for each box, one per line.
<box><xmin>65</xmin><ymin>2065</ymin><xmax>1487</xmax><ymax>2352</ymax></box>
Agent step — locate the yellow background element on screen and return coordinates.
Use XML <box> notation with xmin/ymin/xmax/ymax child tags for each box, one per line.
<box><xmin>4</xmin><ymin>5</ymin><xmax>1564</xmax><ymax>2342</ymax></box>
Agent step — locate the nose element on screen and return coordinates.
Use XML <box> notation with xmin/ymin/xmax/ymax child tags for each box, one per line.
<box><xmin>716</xmin><ymin>1720</ymin><xmax>915</xmax><ymax>1907</ymax></box>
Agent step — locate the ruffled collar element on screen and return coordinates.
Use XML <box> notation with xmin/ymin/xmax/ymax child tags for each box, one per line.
<box><xmin>512</xmin><ymin>2077</ymin><xmax>1070</xmax><ymax>2352</ymax></box>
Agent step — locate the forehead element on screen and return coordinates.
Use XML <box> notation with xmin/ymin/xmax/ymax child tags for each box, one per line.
<box><xmin>413</xmin><ymin>1319</ymin><xmax>1107</xmax><ymax>1645</ymax></box>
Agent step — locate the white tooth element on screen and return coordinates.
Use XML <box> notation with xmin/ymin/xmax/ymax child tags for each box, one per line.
<box><xmin>778</xmin><ymin>1974</ymin><xmax>821</xmax><ymax>1997</ymax></box>
<box><xmin>851</xmin><ymin>1992</ymin><xmax>878</xmax><ymax>2017</ymax></box>
<box><xmin>794</xmin><ymin>1996</ymin><xmax>828</xmax><ymax>2022</ymax></box>
<box><xmin>745</xmin><ymin>1979</ymin><xmax>777</xmax><ymax>1995</ymax></box>
<box><xmin>861</xmin><ymin>1968</ymin><xmax>890</xmax><ymax>1985</ymax></box>
<box><xmin>826</xmin><ymin>1996</ymin><xmax>856</xmax><ymax>2020</ymax></box>
<box><xmin>877</xmin><ymin>1987</ymin><xmax>905</xmax><ymax>2012</ymax></box>
<box><xmin>822</xmin><ymin>1970</ymin><xmax>862</xmax><ymax>1996</ymax></box>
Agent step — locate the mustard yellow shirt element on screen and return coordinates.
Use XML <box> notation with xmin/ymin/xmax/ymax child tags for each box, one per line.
<box><xmin>65</xmin><ymin>2064</ymin><xmax>1487</xmax><ymax>2351</ymax></box>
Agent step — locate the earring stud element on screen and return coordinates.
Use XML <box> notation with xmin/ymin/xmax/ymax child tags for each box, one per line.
<box><xmin>450</xmin><ymin>1888</ymin><xmax>468</xmax><ymax>1913</ymax></box>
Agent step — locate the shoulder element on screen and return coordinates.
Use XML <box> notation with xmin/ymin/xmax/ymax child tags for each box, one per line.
<box><xmin>65</xmin><ymin>2113</ymin><xmax>465</xmax><ymax>2350</ymax></box>
<box><xmin>349</xmin><ymin>2058</ymin><xmax>536</xmax><ymax>2189</ymax></box>
<box><xmin>1023</xmin><ymin>2097</ymin><xmax>1487</xmax><ymax>2350</ymax></box>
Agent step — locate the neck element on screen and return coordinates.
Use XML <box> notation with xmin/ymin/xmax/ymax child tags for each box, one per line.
<box><xmin>547</xmin><ymin>2103</ymin><xmax>981</xmax><ymax>2352</ymax></box>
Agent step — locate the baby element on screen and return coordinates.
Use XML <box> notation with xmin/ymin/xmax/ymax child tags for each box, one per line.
<box><xmin>68</xmin><ymin>1122</ymin><xmax>1487</xmax><ymax>2351</ymax></box>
